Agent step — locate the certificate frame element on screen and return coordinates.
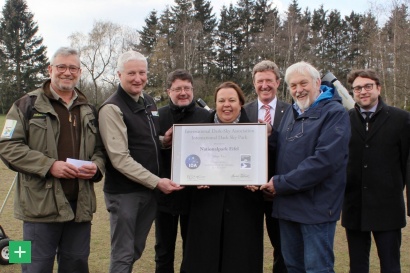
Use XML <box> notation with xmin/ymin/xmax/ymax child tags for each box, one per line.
<box><xmin>171</xmin><ymin>123</ymin><xmax>268</xmax><ymax>185</ymax></box>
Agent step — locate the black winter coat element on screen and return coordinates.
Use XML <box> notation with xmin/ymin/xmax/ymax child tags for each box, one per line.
<box><xmin>181</xmin><ymin>108</ymin><xmax>264</xmax><ymax>273</ymax></box>
<box><xmin>157</xmin><ymin>100</ymin><xmax>210</xmax><ymax>214</ymax></box>
<box><xmin>342</xmin><ymin>98</ymin><xmax>410</xmax><ymax>231</ymax></box>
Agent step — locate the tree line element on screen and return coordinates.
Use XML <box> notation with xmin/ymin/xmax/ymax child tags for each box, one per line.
<box><xmin>0</xmin><ymin>0</ymin><xmax>409</xmax><ymax>114</ymax></box>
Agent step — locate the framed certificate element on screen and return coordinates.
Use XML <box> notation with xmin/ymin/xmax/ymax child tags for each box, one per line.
<box><xmin>171</xmin><ymin>123</ymin><xmax>268</xmax><ymax>185</ymax></box>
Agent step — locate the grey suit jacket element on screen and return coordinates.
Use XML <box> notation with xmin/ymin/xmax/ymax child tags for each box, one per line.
<box><xmin>244</xmin><ymin>99</ymin><xmax>290</xmax><ymax>129</ymax></box>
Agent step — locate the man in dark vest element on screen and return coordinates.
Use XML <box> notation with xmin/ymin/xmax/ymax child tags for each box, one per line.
<box><xmin>155</xmin><ymin>69</ymin><xmax>210</xmax><ymax>273</ymax></box>
<box><xmin>244</xmin><ymin>60</ymin><xmax>289</xmax><ymax>273</ymax></box>
<box><xmin>99</xmin><ymin>51</ymin><xmax>183</xmax><ymax>273</ymax></box>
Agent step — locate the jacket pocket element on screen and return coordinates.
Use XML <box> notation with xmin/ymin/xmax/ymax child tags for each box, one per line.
<box><xmin>19</xmin><ymin>175</ymin><xmax>59</xmax><ymax>218</ymax></box>
<box><xmin>28</xmin><ymin>118</ymin><xmax>48</xmax><ymax>152</ymax></box>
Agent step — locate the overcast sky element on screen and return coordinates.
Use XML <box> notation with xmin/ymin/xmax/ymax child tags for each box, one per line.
<box><xmin>0</xmin><ymin>0</ymin><xmax>377</xmax><ymax>59</ymax></box>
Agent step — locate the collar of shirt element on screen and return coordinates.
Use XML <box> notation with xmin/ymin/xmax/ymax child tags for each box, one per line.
<box><xmin>257</xmin><ymin>97</ymin><xmax>277</xmax><ymax>111</ymax></box>
<box><xmin>360</xmin><ymin>103</ymin><xmax>378</xmax><ymax>118</ymax></box>
<box><xmin>258</xmin><ymin>97</ymin><xmax>276</xmax><ymax>123</ymax></box>
<box><xmin>50</xmin><ymin>85</ymin><xmax>78</xmax><ymax>109</ymax></box>
<box><xmin>359</xmin><ymin>104</ymin><xmax>377</xmax><ymax>114</ymax></box>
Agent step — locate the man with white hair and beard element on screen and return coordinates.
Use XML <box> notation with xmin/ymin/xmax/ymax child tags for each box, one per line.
<box><xmin>260</xmin><ymin>61</ymin><xmax>350</xmax><ymax>272</ymax></box>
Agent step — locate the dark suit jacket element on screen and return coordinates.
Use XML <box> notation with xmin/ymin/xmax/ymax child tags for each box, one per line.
<box><xmin>342</xmin><ymin>98</ymin><xmax>410</xmax><ymax>231</ymax></box>
<box><xmin>244</xmin><ymin>99</ymin><xmax>289</xmax><ymax>130</ymax></box>
<box><xmin>244</xmin><ymin>99</ymin><xmax>290</xmax><ymax>179</ymax></box>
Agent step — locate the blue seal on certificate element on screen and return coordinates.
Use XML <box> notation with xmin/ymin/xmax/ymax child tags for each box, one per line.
<box><xmin>185</xmin><ymin>154</ymin><xmax>201</xmax><ymax>169</ymax></box>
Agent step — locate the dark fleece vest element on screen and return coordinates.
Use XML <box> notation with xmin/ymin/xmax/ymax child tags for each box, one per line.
<box><xmin>101</xmin><ymin>85</ymin><xmax>161</xmax><ymax>193</ymax></box>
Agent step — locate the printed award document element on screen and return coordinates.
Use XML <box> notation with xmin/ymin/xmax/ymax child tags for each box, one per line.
<box><xmin>171</xmin><ymin>123</ymin><xmax>268</xmax><ymax>185</ymax></box>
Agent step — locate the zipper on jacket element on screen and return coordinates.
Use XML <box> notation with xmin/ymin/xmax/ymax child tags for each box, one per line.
<box><xmin>69</xmin><ymin>112</ymin><xmax>76</xmax><ymax>156</ymax></box>
<box><xmin>145</xmin><ymin>105</ymin><xmax>160</xmax><ymax>175</ymax></box>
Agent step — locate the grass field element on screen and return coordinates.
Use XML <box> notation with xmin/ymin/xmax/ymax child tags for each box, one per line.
<box><xmin>0</xmin><ymin>115</ymin><xmax>409</xmax><ymax>272</ymax></box>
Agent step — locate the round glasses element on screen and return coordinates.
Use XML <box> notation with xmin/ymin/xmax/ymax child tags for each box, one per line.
<box><xmin>352</xmin><ymin>83</ymin><xmax>374</xmax><ymax>94</ymax></box>
<box><xmin>170</xmin><ymin>87</ymin><xmax>193</xmax><ymax>93</ymax></box>
<box><xmin>52</xmin><ymin>64</ymin><xmax>80</xmax><ymax>74</ymax></box>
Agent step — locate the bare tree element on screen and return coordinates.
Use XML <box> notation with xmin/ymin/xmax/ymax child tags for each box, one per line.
<box><xmin>69</xmin><ymin>21</ymin><xmax>123</xmax><ymax>106</ymax></box>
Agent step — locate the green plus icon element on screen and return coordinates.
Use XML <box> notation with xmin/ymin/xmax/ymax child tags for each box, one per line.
<box><xmin>9</xmin><ymin>241</ymin><xmax>31</xmax><ymax>263</ymax></box>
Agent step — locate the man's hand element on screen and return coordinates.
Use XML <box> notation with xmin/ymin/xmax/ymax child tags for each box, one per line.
<box><xmin>245</xmin><ymin>185</ymin><xmax>259</xmax><ymax>192</ymax></box>
<box><xmin>50</xmin><ymin>161</ymin><xmax>78</xmax><ymax>179</ymax></box>
<box><xmin>259</xmin><ymin>177</ymin><xmax>276</xmax><ymax>195</ymax></box>
<box><xmin>162</xmin><ymin>127</ymin><xmax>173</xmax><ymax>148</ymax></box>
<box><xmin>258</xmin><ymin>119</ymin><xmax>272</xmax><ymax>136</ymax></box>
<box><xmin>77</xmin><ymin>163</ymin><xmax>98</xmax><ymax>180</ymax></box>
<box><xmin>156</xmin><ymin>178</ymin><xmax>184</xmax><ymax>194</ymax></box>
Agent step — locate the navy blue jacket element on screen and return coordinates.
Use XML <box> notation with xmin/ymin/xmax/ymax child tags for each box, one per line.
<box><xmin>270</xmin><ymin>85</ymin><xmax>351</xmax><ymax>224</ymax></box>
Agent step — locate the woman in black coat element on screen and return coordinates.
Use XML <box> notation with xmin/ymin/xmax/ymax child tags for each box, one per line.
<box><xmin>181</xmin><ymin>82</ymin><xmax>265</xmax><ymax>273</ymax></box>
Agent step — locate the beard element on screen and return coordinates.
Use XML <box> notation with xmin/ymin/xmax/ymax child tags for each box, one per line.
<box><xmin>295</xmin><ymin>91</ymin><xmax>311</xmax><ymax>112</ymax></box>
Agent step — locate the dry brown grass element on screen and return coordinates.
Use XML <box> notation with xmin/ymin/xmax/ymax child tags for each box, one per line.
<box><xmin>0</xmin><ymin>115</ymin><xmax>409</xmax><ymax>272</ymax></box>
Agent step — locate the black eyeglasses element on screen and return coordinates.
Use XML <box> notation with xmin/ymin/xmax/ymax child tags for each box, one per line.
<box><xmin>170</xmin><ymin>87</ymin><xmax>193</xmax><ymax>93</ymax></box>
<box><xmin>352</xmin><ymin>83</ymin><xmax>374</xmax><ymax>94</ymax></box>
<box><xmin>286</xmin><ymin>119</ymin><xmax>304</xmax><ymax>141</ymax></box>
<box><xmin>52</xmin><ymin>64</ymin><xmax>80</xmax><ymax>74</ymax></box>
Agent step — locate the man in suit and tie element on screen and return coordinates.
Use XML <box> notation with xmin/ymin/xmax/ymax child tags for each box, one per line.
<box><xmin>244</xmin><ymin>60</ymin><xmax>289</xmax><ymax>273</ymax></box>
<box><xmin>342</xmin><ymin>69</ymin><xmax>410</xmax><ymax>272</ymax></box>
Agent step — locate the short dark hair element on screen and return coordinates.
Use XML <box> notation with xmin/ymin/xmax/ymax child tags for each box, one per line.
<box><xmin>214</xmin><ymin>81</ymin><xmax>245</xmax><ymax>106</ymax></box>
<box><xmin>166</xmin><ymin>69</ymin><xmax>193</xmax><ymax>89</ymax></box>
<box><xmin>347</xmin><ymin>69</ymin><xmax>381</xmax><ymax>87</ymax></box>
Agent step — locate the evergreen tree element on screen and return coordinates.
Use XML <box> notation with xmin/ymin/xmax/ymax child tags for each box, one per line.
<box><xmin>170</xmin><ymin>0</ymin><xmax>199</xmax><ymax>70</ymax></box>
<box><xmin>193</xmin><ymin>0</ymin><xmax>217</xmax><ymax>78</ymax></box>
<box><xmin>323</xmin><ymin>10</ymin><xmax>346</xmax><ymax>79</ymax></box>
<box><xmin>137</xmin><ymin>10</ymin><xmax>159</xmax><ymax>57</ymax></box>
<box><xmin>279</xmin><ymin>1</ymin><xmax>311</xmax><ymax>101</ymax></box>
<box><xmin>310</xmin><ymin>6</ymin><xmax>328</xmax><ymax>69</ymax></box>
<box><xmin>236</xmin><ymin>0</ymin><xmax>256</xmax><ymax>90</ymax></box>
<box><xmin>252</xmin><ymin>0</ymin><xmax>272</xmax><ymax>32</ymax></box>
<box><xmin>0</xmin><ymin>0</ymin><xmax>48</xmax><ymax>113</ymax></box>
<box><xmin>360</xmin><ymin>13</ymin><xmax>380</xmax><ymax>69</ymax></box>
<box><xmin>154</xmin><ymin>7</ymin><xmax>175</xmax><ymax>74</ymax></box>
<box><xmin>131</xmin><ymin>0</ymin><xmax>410</xmax><ymax>110</ymax></box>
<box><xmin>344</xmin><ymin>12</ymin><xmax>366</xmax><ymax>70</ymax></box>
<box><xmin>255</xmin><ymin>3</ymin><xmax>282</xmax><ymax>67</ymax></box>
<box><xmin>280</xmin><ymin>1</ymin><xmax>311</xmax><ymax>67</ymax></box>
<box><xmin>215</xmin><ymin>4</ymin><xmax>241</xmax><ymax>82</ymax></box>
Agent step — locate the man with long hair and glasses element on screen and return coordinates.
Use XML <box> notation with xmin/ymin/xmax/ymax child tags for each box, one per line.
<box><xmin>342</xmin><ymin>69</ymin><xmax>410</xmax><ymax>273</ymax></box>
<box><xmin>261</xmin><ymin>61</ymin><xmax>350</xmax><ymax>272</ymax></box>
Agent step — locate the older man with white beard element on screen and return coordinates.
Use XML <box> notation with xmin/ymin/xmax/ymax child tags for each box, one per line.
<box><xmin>261</xmin><ymin>61</ymin><xmax>350</xmax><ymax>273</ymax></box>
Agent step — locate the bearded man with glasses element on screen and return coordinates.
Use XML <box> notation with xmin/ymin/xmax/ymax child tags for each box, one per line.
<box><xmin>0</xmin><ymin>47</ymin><xmax>105</xmax><ymax>272</ymax></box>
<box><xmin>342</xmin><ymin>69</ymin><xmax>410</xmax><ymax>273</ymax></box>
<box><xmin>261</xmin><ymin>61</ymin><xmax>350</xmax><ymax>273</ymax></box>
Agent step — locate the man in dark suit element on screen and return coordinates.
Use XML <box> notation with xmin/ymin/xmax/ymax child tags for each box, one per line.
<box><xmin>342</xmin><ymin>69</ymin><xmax>410</xmax><ymax>273</ymax></box>
<box><xmin>244</xmin><ymin>60</ymin><xmax>289</xmax><ymax>273</ymax></box>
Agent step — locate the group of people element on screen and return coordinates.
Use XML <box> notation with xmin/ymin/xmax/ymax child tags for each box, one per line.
<box><xmin>0</xmin><ymin>46</ymin><xmax>409</xmax><ymax>273</ymax></box>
